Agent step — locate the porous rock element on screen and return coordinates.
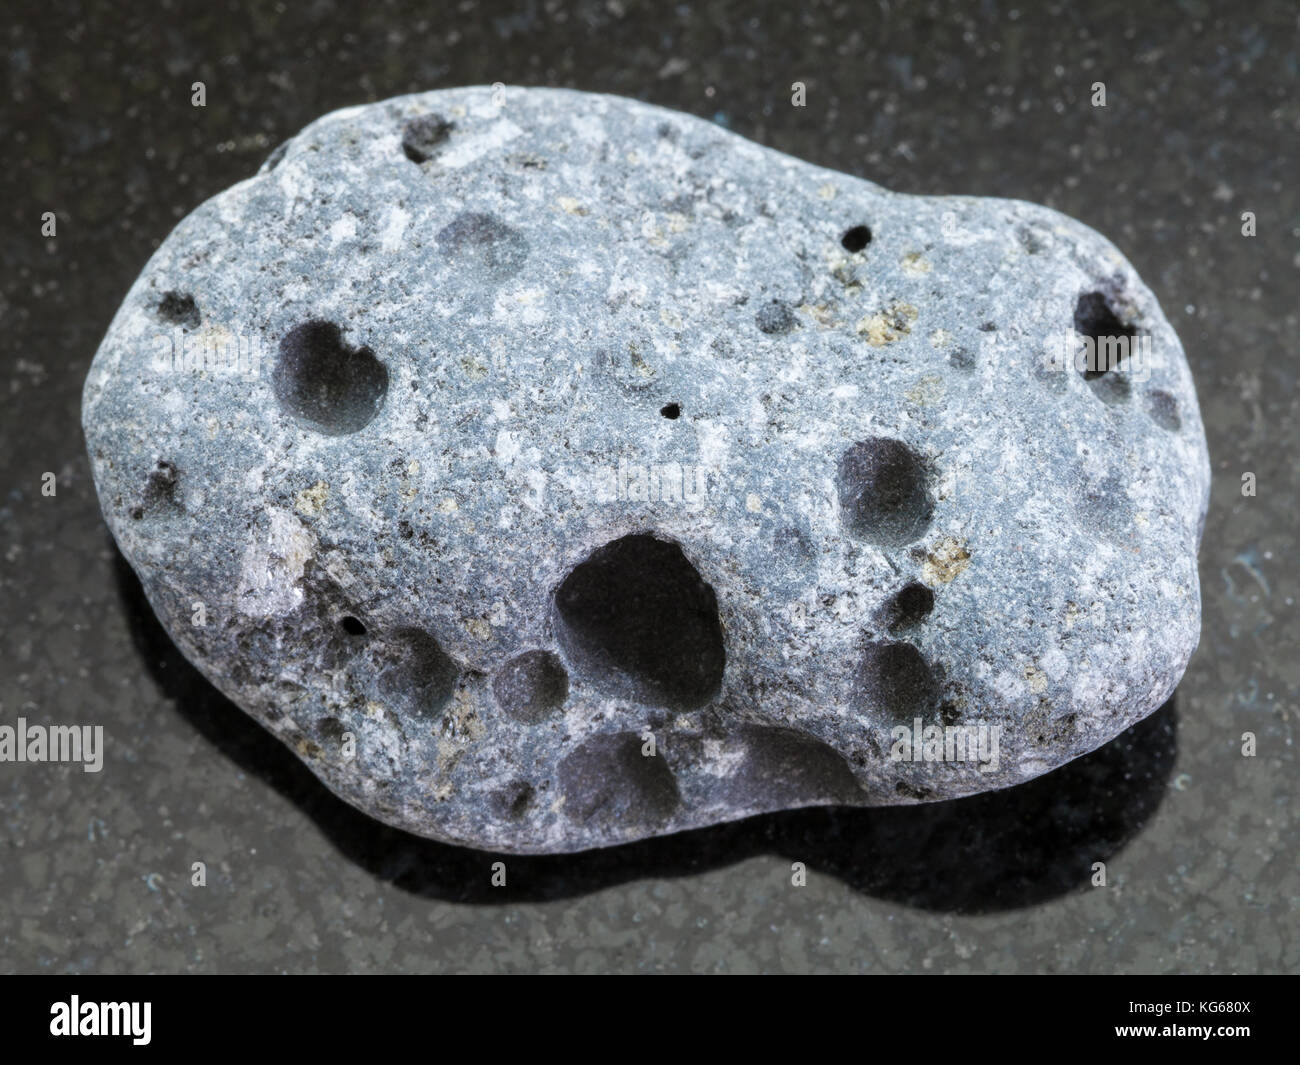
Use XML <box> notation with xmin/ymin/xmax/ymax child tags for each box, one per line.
<box><xmin>82</xmin><ymin>87</ymin><xmax>1210</xmax><ymax>853</ymax></box>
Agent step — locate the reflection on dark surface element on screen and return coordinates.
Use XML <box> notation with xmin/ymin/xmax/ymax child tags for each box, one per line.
<box><xmin>116</xmin><ymin>548</ymin><xmax>1177</xmax><ymax>914</ymax></box>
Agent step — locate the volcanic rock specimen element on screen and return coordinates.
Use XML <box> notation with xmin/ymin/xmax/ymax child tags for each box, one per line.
<box><xmin>83</xmin><ymin>87</ymin><xmax>1210</xmax><ymax>853</ymax></box>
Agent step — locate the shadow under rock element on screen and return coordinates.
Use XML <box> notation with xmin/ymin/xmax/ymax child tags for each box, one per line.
<box><xmin>114</xmin><ymin>547</ymin><xmax>1178</xmax><ymax>913</ymax></box>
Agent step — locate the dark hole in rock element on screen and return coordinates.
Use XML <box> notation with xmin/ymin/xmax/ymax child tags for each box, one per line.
<box><xmin>376</xmin><ymin>627</ymin><xmax>459</xmax><ymax>717</ymax></box>
<box><xmin>885</xmin><ymin>581</ymin><xmax>934</xmax><ymax>632</ymax></box>
<box><xmin>660</xmin><ymin>402</ymin><xmax>681</xmax><ymax>419</ymax></box>
<box><xmin>557</xmin><ymin>731</ymin><xmax>680</xmax><ymax>828</ymax></box>
<box><xmin>949</xmin><ymin>346</ymin><xmax>976</xmax><ymax>372</ymax></box>
<box><xmin>840</xmin><ymin>224</ymin><xmax>872</xmax><ymax>252</ymax></box>
<box><xmin>318</xmin><ymin>716</ymin><xmax>348</xmax><ymax>746</ymax></box>
<box><xmin>280</xmin><ymin>559</ymin><xmax>373</xmax><ymax>675</ymax></box>
<box><xmin>755</xmin><ymin>299</ymin><xmax>797</xmax><ymax>334</ymax></box>
<box><xmin>401</xmin><ymin>113</ymin><xmax>454</xmax><ymax>163</ymax></box>
<box><xmin>1073</xmin><ymin>291</ymin><xmax>1137</xmax><ymax>382</ymax></box>
<box><xmin>510</xmin><ymin>785</ymin><xmax>534</xmax><ymax>818</ymax></box>
<box><xmin>1017</xmin><ymin>225</ymin><xmax>1048</xmax><ymax>255</ymax></box>
<box><xmin>1082</xmin><ymin>367</ymin><xmax>1131</xmax><ymax>405</ymax></box>
<box><xmin>435</xmin><ymin>211</ymin><xmax>529</xmax><ymax>281</ymax></box>
<box><xmin>492</xmin><ymin>781</ymin><xmax>535</xmax><ymax>820</ymax></box>
<box><xmin>137</xmin><ymin>459</ymin><xmax>180</xmax><ymax>516</ymax></box>
<box><xmin>273</xmin><ymin>320</ymin><xmax>389</xmax><ymax>435</ymax></box>
<box><xmin>837</xmin><ymin>438</ymin><xmax>934</xmax><ymax>548</ymax></box>
<box><xmin>856</xmin><ymin>640</ymin><xmax>939</xmax><ymax>720</ymax></box>
<box><xmin>895</xmin><ymin>779</ymin><xmax>934</xmax><ymax>800</ymax></box>
<box><xmin>554</xmin><ymin>534</ymin><xmax>725</xmax><ymax>710</ymax></box>
<box><xmin>157</xmin><ymin>291</ymin><xmax>200</xmax><ymax>330</ymax></box>
<box><xmin>1145</xmin><ymin>389</ymin><xmax>1181</xmax><ymax>431</ymax></box>
<box><xmin>492</xmin><ymin>650</ymin><xmax>569</xmax><ymax>723</ymax></box>
<box><xmin>725</xmin><ymin>726</ymin><xmax>860</xmax><ymax>807</ymax></box>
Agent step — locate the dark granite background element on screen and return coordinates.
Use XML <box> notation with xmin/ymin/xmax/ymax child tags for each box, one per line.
<box><xmin>1</xmin><ymin>0</ymin><xmax>1295</xmax><ymax>973</ymax></box>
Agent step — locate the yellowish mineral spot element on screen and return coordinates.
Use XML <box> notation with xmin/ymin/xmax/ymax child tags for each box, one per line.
<box><xmin>1025</xmin><ymin>664</ymin><xmax>1049</xmax><ymax>695</ymax></box>
<box><xmin>905</xmin><ymin>374</ymin><xmax>945</xmax><ymax>406</ymax></box>
<box><xmin>294</xmin><ymin>480</ymin><xmax>329</xmax><ymax>517</ymax></box>
<box><xmin>856</xmin><ymin>301</ymin><xmax>919</xmax><ymax>347</ymax></box>
<box><xmin>901</xmin><ymin>251</ymin><xmax>932</xmax><ymax>276</ymax></box>
<box><xmin>800</xmin><ymin>302</ymin><xmax>835</xmax><ymax>327</ymax></box>
<box><xmin>923</xmin><ymin>536</ymin><xmax>971</xmax><ymax>585</ymax></box>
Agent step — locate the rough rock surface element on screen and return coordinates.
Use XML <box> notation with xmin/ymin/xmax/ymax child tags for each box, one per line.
<box><xmin>82</xmin><ymin>87</ymin><xmax>1210</xmax><ymax>854</ymax></box>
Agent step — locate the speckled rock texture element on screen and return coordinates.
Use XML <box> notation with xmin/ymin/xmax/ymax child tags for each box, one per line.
<box><xmin>81</xmin><ymin>86</ymin><xmax>1210</xmax><ymax>854</ymax></box>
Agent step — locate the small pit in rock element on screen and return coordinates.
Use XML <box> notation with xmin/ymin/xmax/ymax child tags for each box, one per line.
<box><xmin>401</xmin><ymin>113</ymin><xmax>454</xmax><ymax>163</ymax></box>
<box><xmin>272</xmin><ymin>320</ymin><xmax>389</xmax><ymax>435</ymax></box>
<box><xmin>895</xmin><ymin>779</ymin><xmax>934</xmax><ymax>800</ymax></box>
<box><xmin>884</xmin><ymin>581</ymin><xmax>935</xmax><ymax>632</ymax></box>
<box><xmin>855</xmin><ymin>640</ymin><xmax>939</xmax><ymax>720</ymax></box>
<box><xmin>841</xmin><ymin>225</ymin><xmax>872</xmax><ymax>252</ymax></box>
<box><xmin>1145</xmin><ymin>389</ymin><xmax>1181</xmax><ymax>431</ymax></box>
<box><xmin>1074</xmin><ymin>291</ymin><xmax>1137</xmax><ymax>373</ymax></box>
<box><xmin>436</xmin><ymin>212</ymin><xmax>529</xmax><ymax>282</ymax></box>
<box><xmin>557</xmin><ymin>731</ymin><xmax>680</xmax><ymax>829</ymax></box>
<box><xmin>493</xmin><ymin>650</ymin><xmax>569</xmax><ymax>723</ymax></box>
<box><xmin>156</xmin><ymin>291</ymin><xmax>200</xmax><ymax>329</ymax></box>
<box><xmin>1074</xmin><ymin>291</ymin><xmax>1138</xmax><ymax>403</ymax></box>
<box><xmin>755</xmin><ymin>300</ymin><xmax>797</xmax><ymax>334</ymax></box>
<box><xmin>554</xmin><ymin>534</ymin><xmax>725</xmax><ymax>710</ymax></box>
<box><xmin>725</xmin><ymin>727</ymin><xmax>860</xmax><ymax>807</ymax></box>
<box><xmin>375</xmin><ymin>627</ymin><xmax>459</xmax><ymax>717</ymax></box>
<box><xmin>838</xmin><ymin>438</ymin><xmax>934</xmax><ymax>548</ymax></box>
<box><xmin>492</xmin><ymin>781</ymin><xmax>536</xmax><ymax>821</ymax></box>
<box><xmin>141</xmin><ymin>459</ymin><xmax>180</xmax><ymax>513</ymax></box>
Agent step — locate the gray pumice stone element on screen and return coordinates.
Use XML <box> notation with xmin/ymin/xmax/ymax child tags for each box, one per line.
<box><xmin>83</xmin><ymin>87</ymin><xmax>1210</xmax><ymax>853</ymax></box>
